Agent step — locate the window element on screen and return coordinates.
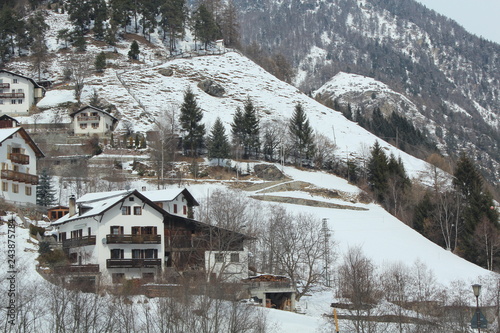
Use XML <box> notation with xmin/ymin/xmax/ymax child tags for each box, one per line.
<box><xmin>71</xmin><ymin>229</ymin><xmax>83</xmax><ymax>239</ymax></box>
<box><xmin>0</xmin><ymin>100</ymin><xmax>3</xmax><ymax>105</ymax></box>
<box><xmin>25</xmin><ymin>186</ymin><xmax>31</xmax><ymax>196</ymax></box>
<box><xmin>59</xmin><ymin>232</ymin><xmax>67</xmax><ymax>242</ymax></box>
<box><xmin>11</xmin><ymin>100</ymin><xmax>16</xmax><ymax>104</ymax></box>
<box><xmin>214</xmin><ymin>253</ymin><xmax>225</xmax><ymax>263</ymax></box>
<box><xmin>17</xmin><ymin>99</ymin><xmax>22</xmax><ymax>104</ymax></box>
<box><xmin>13</xmin><ymin>79</ymin><xmax>18</xmax><ymax>84</ymax></box>
<box><xmin>142</xmin><ymin>273</ymin><xmax>154</xmax><ymax>282</ymax></box>
<box><xmin>132</xmin><ymin>249</ymin><xmax>158</xmax><ymax>259</ymax></box>
<box><xmin>12</xmin><ymin>184</ymin><xmax>19</xmax><ymax>193</ymax></box>
<box><xmin>121</xmin><ymin>206</ymin><xmax>131</xmax><ymax>215</ymax></box>
<box><xmin>110</xmin><ymin>249</ymin><xmax>124</xmax><ymax>259</ymax></box>
<box><xmin>131</xmin><ymin>226</ymin><xmax>157</xmax><ymax>235</ymax></box>
<box><xmin>80</xmin><ymin>123</ymin><xmax>87</xmax><ymax>129</ymax></box>
<box><xmin>183</xmin><ymin>205</ymin><xmax>187</xmax><ymax>215</ymax></box>
<box><xmin>129</xmin><ymin>197</ymin><xmax>134</xmax><ymax>201</ymax></box>
<box><xmin>173</xmin><ymin>204</ymin><xmax>178</xmax><ymax>214</ymax></box>
<box><xmin>110</xmin><ymin>226</ymin><xmax>124</xmax><ymax>235</ymax></box>
<box><xmin>230</xmin><ymin>253</ymin><xmax>240</xmax><ymax>263</ymax></box>
<box><xmin>112</xmin><ymin>273</ymin><xmax>125</xmax><ymax>284</ymax></box>
<box><xmin>91</xmin><ymin>123</ymin><xmax>99</xmax><ymax>129</ymax></box>
<box><xmin>17</xmin><ymin>89</ymin><xmax>23</xmax><ymax>93</ymax></box>
<box><xmin>2</xmin><ymin>182</ymin><xmax>7</xmax><ymax>192</ymax></box>
<box><xmin>133</xmin><ymin>206</ymin><xmax>142</xmax><ymax>215</ymax></box>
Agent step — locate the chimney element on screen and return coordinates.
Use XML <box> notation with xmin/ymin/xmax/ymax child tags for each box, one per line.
<box><xmin>69</xmin><ymin>195</ymin><xmax>76</xmax><ymax>217</ymax></box>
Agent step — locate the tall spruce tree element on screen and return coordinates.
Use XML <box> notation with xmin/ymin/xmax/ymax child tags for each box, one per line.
<box><xmin>242</xmin><ymin>97</ymin><xmax>260</xmax><ymax>159</ymax></box>
<box><xmin>367</xmin><ymin>141</ymin><xmax>389</xmax><ymax>202</ymax></box>
<box><xmin>192</xmin><ymin>3</ymin><xmax>219</xmax><ymax>49</ymax></box>
<box><xmin>207</xmin><ymin>117</ymin><xmax>230</xmax><ymax>165</ymax></box>
<box><xmin>180</xmin><ymin>88</ymin><xmax>205</xmax><ymax>156</ymax></box>
<box><xmin>160</xmin><ymin>0</ymin><xmax>186</xmax><ymax>52</ymax></box>
<box><xmin>37</xmin><ymin>169</ymin><xmax>56</xmax><ymax>207</ymax></box>
<box><xmin>453</xmin><ymin>153</ymin><xmax>499</xmax><ymax>263</ymax></box>
<box><xmin>289</xmin><ymin>103</ymin><xmax>315</xmax><ymax>166</ymax></box>
<box><xmin>128</xmin><ymin>40</ymin><xmax>140</xmax><ymax>60</ymax></box>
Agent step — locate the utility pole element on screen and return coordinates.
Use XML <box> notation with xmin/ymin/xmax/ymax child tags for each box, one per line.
<box><xmin>322</xmin><ymin>218</ymin><xmax>331</xmax><ymax>287</ymax></box>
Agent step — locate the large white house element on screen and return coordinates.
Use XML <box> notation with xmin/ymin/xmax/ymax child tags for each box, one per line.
<box><xmin>0</xmin><ymin>70</ymin><xmax>45</xmax><ymax>115</ymax></box>
<box><xmin>51</xmin><ymin>188</ymin><xmax>249</xmax><ymax>287</ymax></box>
<box><xmin>0</xmin><ymin>122</ymin><xmax>44</xmax><ymax>205</ymax></box>
<box><xmin>70</xmin><ymin>105</ymin><xmax>118</xmax><ymax>136</ymax></box>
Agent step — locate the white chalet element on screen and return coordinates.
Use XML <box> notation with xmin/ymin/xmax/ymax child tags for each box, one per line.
<box><xmin>0</xmin><ymin>123</ymin><xmax>44</xmax><ymax>205</ymax></box>
<box><xmin>51</xmin><ymin>188</ymin><xmax>250</xmax><ymax>287</ymax></box>
<box><xmin>0</xmin><ymin>70</ymin><xmax>45</xmax><ymax>115</ymax></box>
<box><xmin>70</xmin><ymin>105</ymin><xmax>118</xmax><ymax>136</ymax></box>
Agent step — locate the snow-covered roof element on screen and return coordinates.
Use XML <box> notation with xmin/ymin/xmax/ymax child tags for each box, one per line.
<box><xmin>0</xmin><ymin>69</ymin><xmax>44</xmax><ymax>90</ymax></box>
<box><xmin>0</xmin><ymin>127</ymin><xmax>44</xmax><ymax>158</ymax></box>
<box><xmin>69</xmin><ymin>105</ymin><xmax>118</xmax><ymax>122</ymax></box>
<box><xmin>142</xmin><ymin>188</ymin><xmax>199</xmax><ymax>206</ymax></box>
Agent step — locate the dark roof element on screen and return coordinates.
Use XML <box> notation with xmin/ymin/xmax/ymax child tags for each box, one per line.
<box><xmin>69</xmin><ymin>105</ymin><xmax>118</xmax><ymax>122</ymax></box>
<box><xmin>0</xmin><ymin>69</ymin><xmax>44</xmax><ymax>90</ymax></box>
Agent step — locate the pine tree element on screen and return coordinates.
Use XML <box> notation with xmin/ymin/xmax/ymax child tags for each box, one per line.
<box><xmin>289</xmin><ymin>103</ymin><xmax>315</xmax><ymax>166</ymax></box>
<box><xmin>160</xmin><ymin>0</ymin><xmax>186</xmax><ymax>52</ymax></box>
<box><xmin>242</xmin><ymin>97</ymin><xmax>260</xmax><ymax>159</ymax></box>
<box><xmin>36</xmin><ymin>169</ymin><xmax>56</xmax><ymax>207</ymax></box>
<box><xmin>128</xmin><ymin>40</ymin><xmax>140</xmax><ymax>60</ymax></box>
<box><xmin>180</xmin><ymin>88</ymin><xmax>205</xmax><ymax>156</ymax></box>
<box><xmin>207</xmin><ymin>117</ymin><xmax>230</xmax><ymax>165</ymax></box>
<box><xmin>192</xmin><ymin>3</ymin><xmax>219</xmax><ymax>49</ymax></box>
<box><xmin>95</xmin><ymin>51</ymin><xmax>106</xmax><ymax>72</ymax></box>
<box><xmin>367</xmin><ymin>141</ymin><xmax>389</xmax><ymax>202</ymax></box>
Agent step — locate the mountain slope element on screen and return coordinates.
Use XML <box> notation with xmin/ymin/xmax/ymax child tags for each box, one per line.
<box><xmin>233</xmin><ymin>0</ymin><xmax>500</xmax><ymax>186</ymax></box>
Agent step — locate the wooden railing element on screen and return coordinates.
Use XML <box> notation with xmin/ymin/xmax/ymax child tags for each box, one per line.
<box><xmin>0</xmin><ymin>92</ymin><xmax>24</xmax><ymax>98</ymax></box>
<box><xmin>107</xmin><ymin>258</ymin><xmax>161</xmax><ymax>268</ymax></box>
<box><xmin>106</xmin><ymin>234</ymin><xmax>161</xmax><ymax>244</ymax></box>
<box><xmin>77</xmin><ymin>116</ymin><xmax>100</xmax><ymax>122</ymax></box>
<box><xmin>1</xmin><ymin>170</ymin><xmax>38</xmax><ymax>184</ymax></box>
<box><xmin>53</xmin><ymin>264</ymin><xmax>100</xmax><ymax>274</ymax></box>
<box><xmin>62</xmin><ymin>236</ymin><xmax>96</xmax><ymax>248</ymax></box>
<box><xmin>0</xmin><ymin>83</ymin><xmax>9</xmax><ymax>88</ymax></box>
<box><xmin>9</xmin><ymin>153</ymin><xmax>29</xmax><ymax>165</ymax></box>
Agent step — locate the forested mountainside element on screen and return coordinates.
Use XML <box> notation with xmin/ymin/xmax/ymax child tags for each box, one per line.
<box><xmin>232</xmin><ymin>0</ymin><xmax>500</xmax><ymax>187</ymax></box>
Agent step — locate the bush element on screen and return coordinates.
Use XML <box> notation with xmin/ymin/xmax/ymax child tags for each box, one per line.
<box><xmin>29</xmin><ymin>224</ymin><xmax>45</xmax><ymax>237</ymax></box>
<box><xmin>39</xmin><ymin>248</ymin><xmax>67</xmax><ymax>267</ymax></box>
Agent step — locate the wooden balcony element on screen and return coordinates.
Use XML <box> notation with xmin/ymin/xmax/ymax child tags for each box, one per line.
<box><xmin>9</xmin><ymin>153</ymin><xmax>29</xmax><ymax>165</ymax></box>
<box><xmin>106</xmin><ymin>234</ymin><xmax>161</xmax><ymax>244</ymax></box>
<box><xmin>0</xmin><ymin>83</ymin><xmax>9</xmax><ymax>88</ymax></box>
<box><xmin>62</xmin><ymin>236</ymin><xmax>96</xmax><ymax>248</ymax></box>
<box><xmin>107</xmin><ymin>258</ymin><xmax>161</xmax><ymax>268</ymax></box>
<box><xmin>77</xmin><ymin>116</ymin><xmax>100</xmax><ymax>122</ymax></box>
<box><xmin>1</xmin><ymin>170</ymin><xmax>38</xmax><ymax>184</ymax></box>
<box><xmin>53</xmin><ymin>264</ymin><xmax>100</xmax><ymax>275</ymax></box>
<box><xmin>0</xmin><ymin>92</ymin><xmax>25</xmax><ymax>98</ymax></box>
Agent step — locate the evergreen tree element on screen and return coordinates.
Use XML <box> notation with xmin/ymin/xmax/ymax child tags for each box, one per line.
<box><xmin>95</xmin><ymin>51</ymin><xmax>106</xmax><ymax>72</ymax></box>
<box><xmin>220</xmin><ymin>0</ymin><xmax>240</xmax><ymax>48</ymax></box>
<box><xmin>128</xmin><ymin>40</ymin><xmax>140</xmax><ymax>60</ymax></box>
<box><xmin>36</xmin><ymin>169</ymin><xmax>56</xmax><ymax>207</ymax></box>
<box><xmin>367</xmin><ymin>141</ymin><xmax>389</xmax><ymax>202</ymax></box>
<box><xmin>109</xmin><ymin>0</ymin><xmax>133</xmax><ymax>33</ymax></box>
<box><xmin>26</xmin><ymin>11</ymin><xmax>49</xmax><ymax>81</ymax></box>
<box><xmin>453</xmin><ymin>153</ymin><xmax>499</xmax><ymax>263</ymax></box>
<box><xmin>231</xmin><ymin>106</ymin><xmax>245</xmax><ymax>158</ymax></box>
<box><xmin>289</xmin><ymin>103</ymin><xmax>315</xmax><ymax>166</ymax></box>
<box><xmin>91</xmin><ymin>0</ymin><xmax>108</xmax><ymax>40</ymax></box>
<box><xmin>160</xmin><ymin>0</ymin><xmax>186</xmax><ymax>52</ymax></box>
<box><xmin>192</xmin><ymin>3</ymin><xmax>219</xmax><ymax>49</ymax></box>
<box><xmin>242</xmin><ymin>97</ymin><xmax>260</xmax><ymax>159</ymax></box>
<box><xmin>207</xmin><ymin>117</ymin><xmax>230</xmax><ymax>165</ymax></box>
<box><xmin>180</xmin><ymin>88</ymin><xmax>205</xmax><ymax>156</ymax></box>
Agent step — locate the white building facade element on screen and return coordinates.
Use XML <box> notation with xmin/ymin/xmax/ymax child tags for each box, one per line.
<box><xmin>51</xmin><ymin>189</ymin><xmax>249</xmax><ymax>286</ymax></box>
<box><xmin>0</xmin><ymin>126</ymin><xmax>44</xmax><ymax>205</ymax></box>
<box><xmin>0</xmin><ymin>70</ymin><xmax>44</xmax><ymax>115</ymax></box>
<box><xmin>70</xmin><ymin>106</ymin><xmax>118</xmax><ymax>136</ymax></box>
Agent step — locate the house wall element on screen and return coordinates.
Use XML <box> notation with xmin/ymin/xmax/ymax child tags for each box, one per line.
<box><xmin>56</xmin><ymin>195</ymin><xmax>166</xmax><ymax>284</ymax></box>
<box><xmin>0</xmin><ymin>73</ymin><xmax>36</xmax><ymax>115</ymax></box>
<box><xmin>155</xmin><ymin>194</ymin><xmax>189</xmax><ymax>217</ymax></box>
<box><xmin>73</xmin><ymin>109</ymin><xmax>115</xmax><ymax>136</ymax></box>
<box><xmin>0</xmin><ymin>131</ymin><xmax>38</xmax><ymax>205</ymax></box>
<box><xmin>205</xmin><ymin>249</ymin><xmax>249</xmax><ymax>282</ymax></box>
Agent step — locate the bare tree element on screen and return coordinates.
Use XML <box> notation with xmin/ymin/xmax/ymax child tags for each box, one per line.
<box><xmin>381</xmin><ymin>262</ymin><xmax>411</xmax><ymax>333</ymax></box>
<box><xmin>314</xmin><ymin>133</ymin><xmax>337</xmax><ymax>169</ymax></box>
<box><xmin>264</xmin><ymin>206</ymin><xmax>333</xmax><ymax>300</ymax></box>
<box><xmin>64</xmin><ymin>53</ymin><xmax>92</xmax><ymax>106</ymax></box>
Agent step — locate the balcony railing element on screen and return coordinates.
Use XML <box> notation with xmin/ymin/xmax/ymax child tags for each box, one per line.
<box><xmin>53</xmin><ymin>264</ymin><xmax>100</xmax><ymax>274</ymax></box>
<box><xmin>107</xmin><ymin>258</ymin><xmax>161</xmax><ymax>268</ymax></box>
<box><xmin>77</xmin><ymin>116</ymin><xmax>100</xmax><ymax>122</ymax></box>
<box><xmin>0</xmin><ymin>83</ymin><xmax>9</xmax><ymax>88</ymax></box>
<box><xmin>62</xmin><ymin>236</ymin><xmax>96</xmax><ymax>248</ymax></box>
<box><xmin>106</xmin><ymin>234</ymin><xmax>161</xmax><ymax>244</ymax></box>
<box><xmin>1</xmin><ymin>170</ymin><xmax>38</xmax><ymax>184</ymax></box>
<box><xmin>0</xmin><ymin>92</ymin><xmax>25</xmax><ymax>99</ymax></box>
<box><xmin>9</xmin><ymin>153</ymin><xmax>29</xmax><ymax>165</ymax></box>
